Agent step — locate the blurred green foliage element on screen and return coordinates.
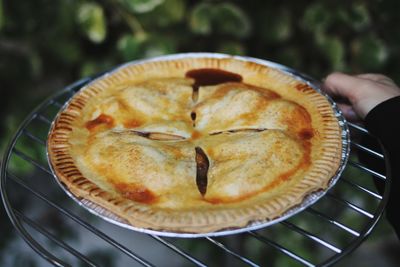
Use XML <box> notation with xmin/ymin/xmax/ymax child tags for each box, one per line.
<box><xmin>77</xmin><ymin>2</ymin><xmax>107</xmax><ymax>43</ymax></box>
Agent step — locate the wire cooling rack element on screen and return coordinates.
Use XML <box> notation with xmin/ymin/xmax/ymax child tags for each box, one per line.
<box><xmin>0</xmin><ymin>75</ymin><xmax>391</xmax><ymax>267</ymax></box>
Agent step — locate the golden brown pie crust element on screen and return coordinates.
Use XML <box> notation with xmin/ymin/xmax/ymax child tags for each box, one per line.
<box><xmin>47</xmin><ymin>56</ymin><xmax>342</xmax><ymax>233</ymax></box>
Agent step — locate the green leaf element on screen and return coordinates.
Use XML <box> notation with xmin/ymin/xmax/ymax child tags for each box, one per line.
<box><xmin>349</xmin><ymin>4</ymin><xmax>370</xmax><ymax>31</ymax></box>
<box><xmin>217</xmin><ymin>41</ymin><xmax>245</xmax><ymax>55</ymax></box>
<box><xmin>151</xmin><ymin>0</ymin><xmax>185</xmax><ymax>26</ymax></box>
<box><xmin>190</xmin><ymin>3</ymin><xmax>251</xmax><ymax>38</ymax></box>
<box><xmin>352</xmin><ymin>36</ymin><xmax>388</xmax><ymax>70</ymax></box>
<box><xmin>214</xmin><ymin>3</ymin><xmax>251</xmax><ymax>38</ymax></box>
<box><xmin>117</xmin><ymin>34</ymin><xmax>146</xmax><ymax>61</ymax></box>
<box><xmin>122</xmin><ymin>0</ymin><xmax>164</xmax><ymax>14</ymax></box>
<box><xmin>316</xmin><ymin>34</ymin><xmax>345</xmax><ymax>69</ymax></box>
<box><xmin>117</xmin><ymin>33</ymin><xmax>175</xmax><ymax>60</ymax></box>
<box><xmin>302</xmin><ymin>3</ymin><xmax>332</xmax><ymax>33</ymax></box>
<box><xmin>136</xmin><ymin>0</ymin><xmax>185</xmax><ymax>28</ymax></box>
<box><xmin>141</xmin><ymin>35</ymin><xmax>177</xmax><ymax>58</ymax></box>
<box><xmin>77</xmin><ymin>3</ymin><xmax>107</xmax><ymax>43</ymax></box>
<box><xmin>189</xmin><ymin>3</ymin><xmax>213</xmax><ymax>35</ymax></box>
<box><xmin>80</xmin><ymin>61</ymin><xmax>98</xmax><ymax>77</ymax></box>
<box><xmin>336</xmin><ymin>4</ymin><xmax>370</xmax><ymax>32</ymax></box>
<box><xmin>8</xmin><ymin>152</ymin><xmax>35</xmax><ymax>175</ymax></box>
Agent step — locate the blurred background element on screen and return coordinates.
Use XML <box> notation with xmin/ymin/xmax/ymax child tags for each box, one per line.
<box><xmin>1</xmin><ymin>0</ymin><xmax>400</xmax><ymax>266</ymax></box>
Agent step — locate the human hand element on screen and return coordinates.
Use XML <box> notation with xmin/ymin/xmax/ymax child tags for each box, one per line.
<box><xmin>323</xmin><ymin>72</ymin><xmax>400</xmax><ymax>121</ymax></box>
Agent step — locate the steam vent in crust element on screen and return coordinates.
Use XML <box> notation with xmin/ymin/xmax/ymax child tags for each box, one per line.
<box><xmin>48</xmin><ymin>56</ymin><xmax>342</xmax><ymax>233</ymax></box>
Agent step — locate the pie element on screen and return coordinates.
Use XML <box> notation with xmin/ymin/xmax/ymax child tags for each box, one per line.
<box><xmin>47</xmin><ymin>55</ymin><xmax>343</xmax><ymax>233</ymax></box>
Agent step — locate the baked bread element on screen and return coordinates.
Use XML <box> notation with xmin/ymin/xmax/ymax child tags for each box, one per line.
<box><xmin>47</xmin><ymin>55</ymin><xmax>342</xmax><ymax>233</ymax></box>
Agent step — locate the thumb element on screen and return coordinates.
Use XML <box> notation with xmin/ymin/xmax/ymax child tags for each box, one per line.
<box><xmin>323</xmin><ymin>72</ymin><xmax>364</xmax><ymax>103</ymax></box>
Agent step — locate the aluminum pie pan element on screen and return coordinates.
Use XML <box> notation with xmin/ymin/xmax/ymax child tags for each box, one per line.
<box><xmin>47</xmin><ymin>52</ymin><xmax>350</xmax><ymax>238</ymax></box>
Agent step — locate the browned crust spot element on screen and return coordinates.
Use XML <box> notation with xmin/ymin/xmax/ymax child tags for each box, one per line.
<box><xmin>85</xmin><ymin>114</ymin><xmax>114</xmax><ymax>131</ymax></box>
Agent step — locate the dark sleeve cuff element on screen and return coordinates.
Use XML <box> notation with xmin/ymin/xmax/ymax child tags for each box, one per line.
<box><xmin>365</xmin><ymin>96</ymin><xmax>400</xmax><ymax>149</ymax></box>
<box><xmin>364</xmin><ymin>95</ymin><xmax>400</xmax><ymax>239</ymax></box>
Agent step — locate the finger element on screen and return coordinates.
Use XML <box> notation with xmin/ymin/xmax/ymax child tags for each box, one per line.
<box><xmin>356</xmin><ymin>73</ymin><xmax>396</xmax><ymax>86</ymax></box>
<box><xmin>337</xmin><ymin>103</ymin><xmax>360</xmax><ymax>122</ymax></box>
<box><xmin>323</xmin><ymin>72</ymin><xmax>365</xmax><ymax>102</ymax></box>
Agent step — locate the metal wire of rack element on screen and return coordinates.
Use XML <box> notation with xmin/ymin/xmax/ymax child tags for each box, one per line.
<box><xmin>0</xmin><ymin>76</ymin><xmax>391</xmax><ymax>267</ymax></box>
